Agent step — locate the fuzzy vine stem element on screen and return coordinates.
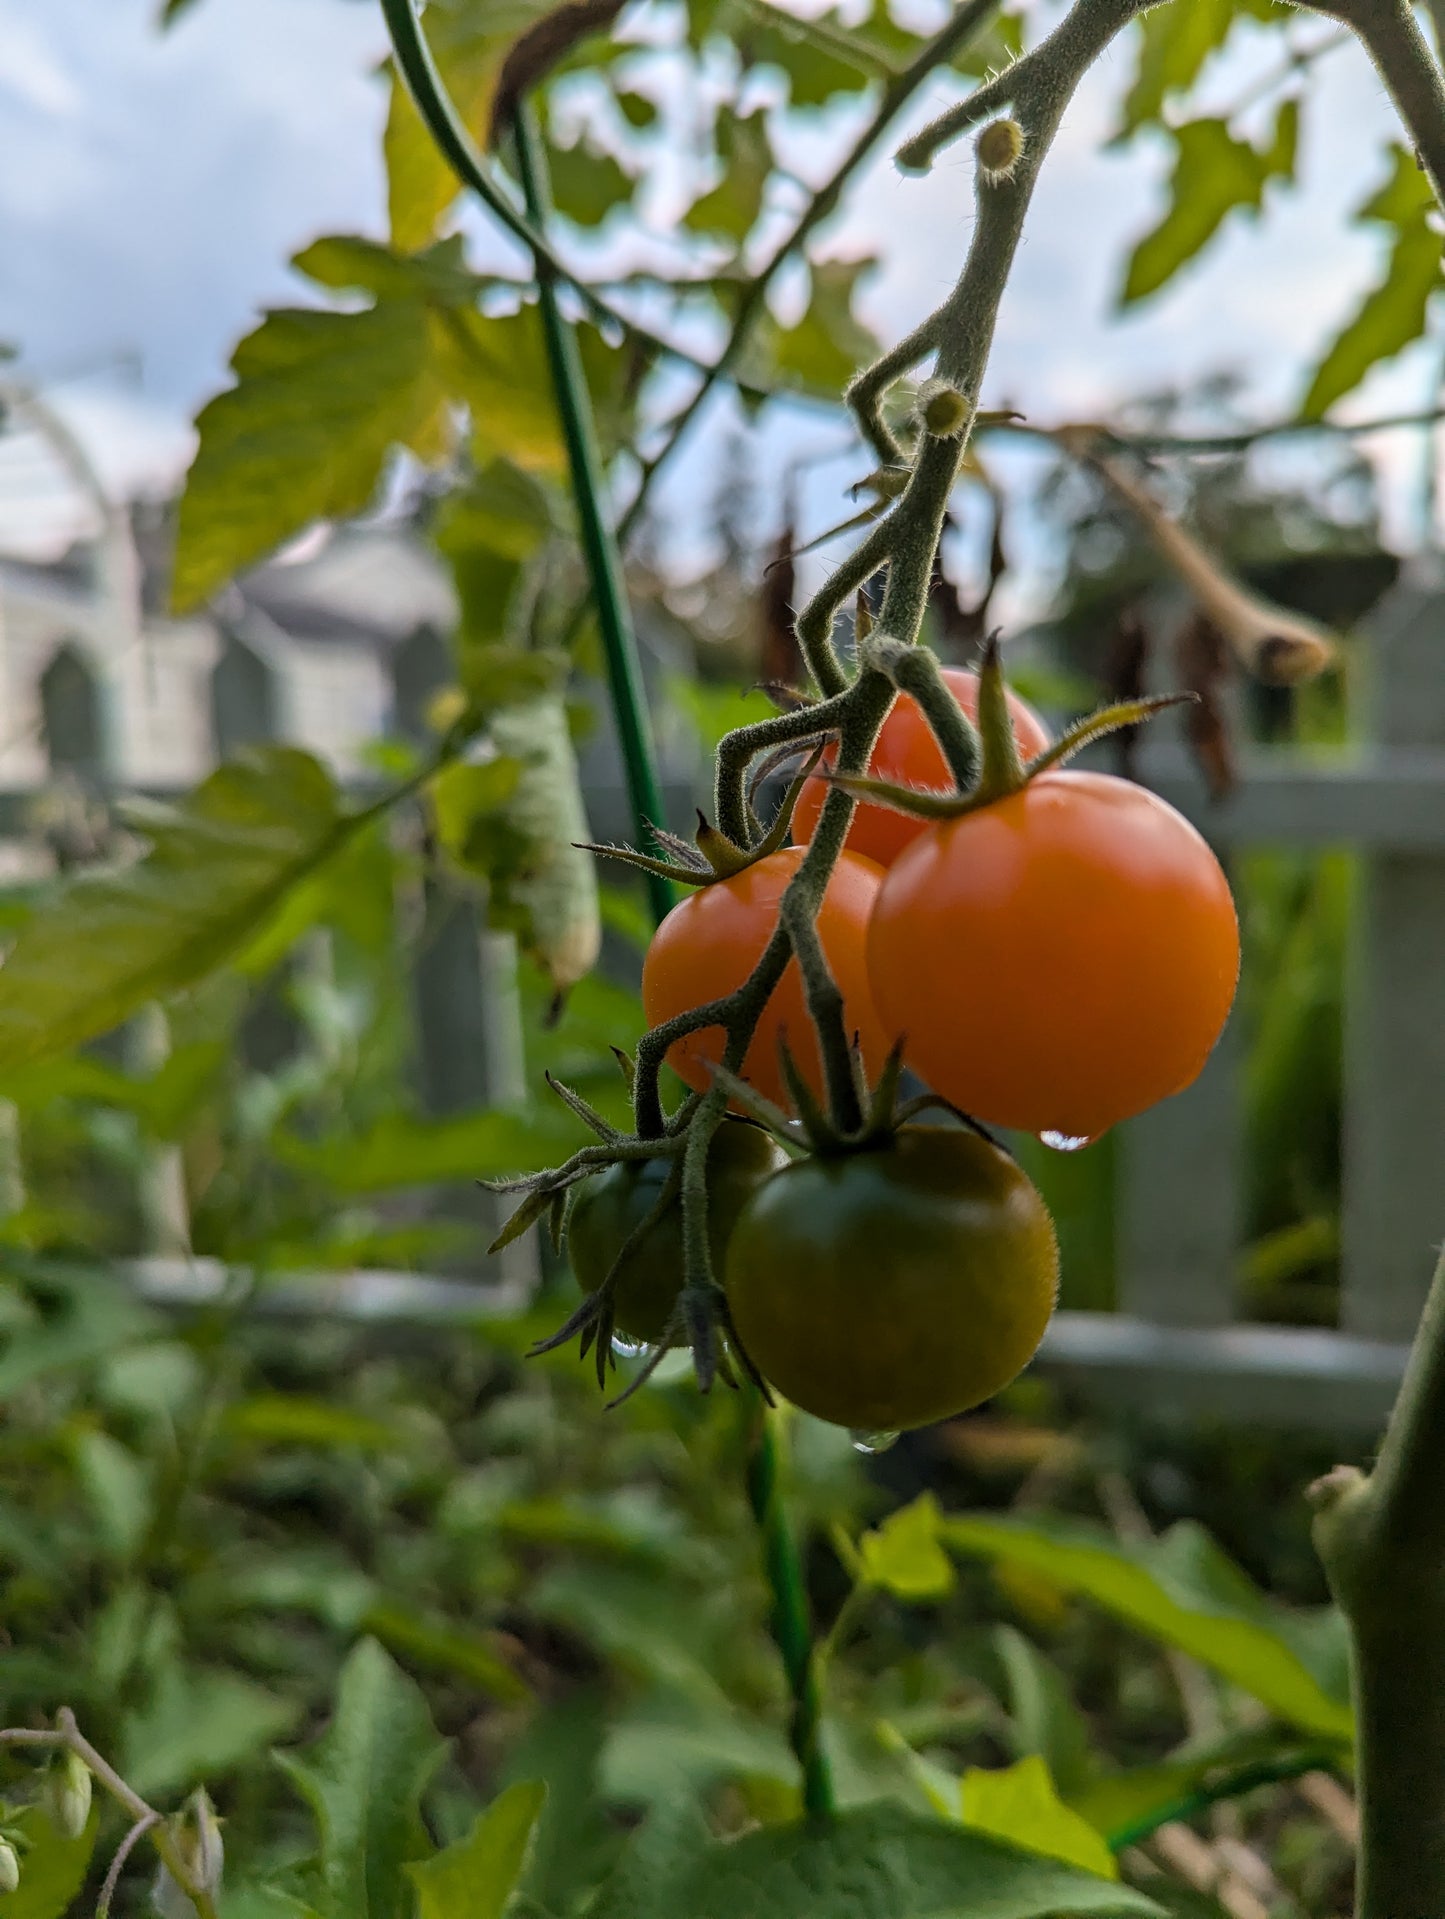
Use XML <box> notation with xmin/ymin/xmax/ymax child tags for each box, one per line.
<box><xmin>1297</xmin><ymin>0</ymin><xmax>1445</xmax><ymax>210</ymax></box>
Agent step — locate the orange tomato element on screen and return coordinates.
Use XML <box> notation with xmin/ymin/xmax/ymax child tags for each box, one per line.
<box><xmin>641</xmin><ymin>846</ymin><xmax>893</xmax><ymax>1110</ymax></box>
<box><xmin>791</xmin><ymin>665</ymin><xmax>1050</xmax><ymax>867</ymax></box>
<box><xmin>866</xmin><ymin>770</ymin><xmax>1239</xmax><ymax>1139</ymax></box>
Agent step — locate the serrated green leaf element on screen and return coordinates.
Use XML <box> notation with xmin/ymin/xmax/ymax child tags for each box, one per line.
<box><xmin>124</xmin><ymin>1664</ymin><xmax>299</xmax><ymax>1799</ymax></box>
<box><xmin>0</xmin><ymin>1806</ymin><xmax>99</xmax><ymax>1919</ymax></box>
<box><xmin>859</xmin><ymin>1493</ymin><xmax>956</xmax><ymax>1599</ymax></box>
<box><xmin>1116</xmin><ymin>0</ymin><xmax>1285</xmax><ymax>139</ymax></box>
<box><xmin>686</xmin><ymin>109</ymin><xmax>772</xmax><ymax>242</ymax></box>
<box><xmin>384</xmin><ymin>0</ymin><xmax>555</xmax><ymax>251</ymax></box>
<box><xmin>275</xmin><ymin>1103</ymin><xmax>583</xmax><ymax>1190</ymax></box>
<box><xmin>1121</xmin><ymin>102</ymin><xmax>1298</xmax><ymax>305</ymax></box>
<box><xmin>994</xmin><ymin>1625</ymin><xmax>1094</xmax><ymax>1796</ymax></box>
<box><xmin>173</xmin><ymin>302</ymin><xmax>450</xmax><ymax>610</ymax></box>
<box><xmin>962</xmin><ymin>1756</ymin><xmax>1117</xmax><ymax>1881</ymax></box>
<box><xmin>295</xmin><ymin>233</ymin><xmax>483</xmax><ymax>304</ymax></box>
<box><xmin>586</xmin><ymin>1803</ymin><xmax>1161</xmax><ymax>1918</ymax></box>
<box><xmin>1303</xmin><ymin>142</ymin><xmax>1444</xmax><ymax>416</ymax></box>
<box><xmin>408</xmin><ymin>1781</ymin><xmax>547</xmax><ymax>1919</ymax></box>
<box><xmin>69</xmin><ymin>1428</ymin><xmax>152</xmax><ymax>1561</ymax></box>
<box><xmin>0</xmin><ymin>749</ymin><xmax>345</xmax><ymax>1074</ymax></box>
<box><xmin>275</xmin><ymin>1638</ymin><xmax>449</xmax><ymax>1919</ymax></box>
<box><xmin>941</xmin><ymin>1512</ymin><xmax>1353</xmax><ymax>1740</ymax></box>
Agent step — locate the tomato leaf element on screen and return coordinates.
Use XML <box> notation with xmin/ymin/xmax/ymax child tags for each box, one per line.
<box><xmin>994</xmin><ymin>1625</ymin><xmax>1095</xmax><ymax>1796</ymax></box>
<box><xmin>0</xmin><ymin>1806</ymin><xmax>99</xmax><ymax>1919</ymax></box>
<box><xmin>859</xmin><ymin>1492</ymin><xmax>956</xmax><ymax>1599</ymax></box>
<box><xmin>0</xmin><ymin>750</ymin><xmax>346</xmax><ymax>1076</ymax></box>
<box><xmin>384</xmin><ymin>0</ymin><xmax>555</xmax><ymax>251</ymax></box>
<box><xmin>408</xmin><ymin>1782</ymin><xmax>548</xmax><ymax>1919</ymax></box>
<box><xmin>276</xmin><ymin>1103</ymin><xmax>583</xmax><ymax>1190</ymax></box>
<box><xmin>962</xmin><ymin>1756</ymin><xmax>1118</xmax><ymax>1880</ymax></box>
<box><xmin>1302</xmin><ymin>142</ymin><xmax>1445</xmax><ymax>417</ymax></box>
<box><xmin>585</xmin><ymin>1802</ymin><xmax>1163</xmax><ymax>1917</ymax></box>
<box><xmin>172</xmin><ymin>237</ymin><xmax>589</xmax><ymax>607</ymax></box>
<box><xmin>1115</xmin><ymin>0</ymin><xmax>1287</xmax><ymax>140</ymax></box>
<box><xmin>172</xmin><ymin>251</ymin><xmax>469</xmax><ymax>611</ymax></box>
<box><xmin>940</xmin><ymin>1512</ymin><xmax>1353</xmax><ymax>1740</ymax></box>
<box><xmin>275</xmin><ymin>1638</ymin><xmax>449</xmax><ymax>1919</ymax></box>
<box><xmin>1119</xmin><ymin>102</ymin><xmax>1298</xmax><ymax>305</ymax></box>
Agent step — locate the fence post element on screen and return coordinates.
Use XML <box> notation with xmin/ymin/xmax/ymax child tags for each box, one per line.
<box><xmin>1114</xmin><ymin>694</ymin><xmax>1240</xmax><ymax>1332</ymax></box>
<box><xmin>391</xmin><ymin>625</ymin><xmax>538</xmax><ymax>1291</ymax></box>
<box><xmin>1341</xmin><ymin>587</ymin><xmax>1445</xmax><ymax>1339</ymax></box>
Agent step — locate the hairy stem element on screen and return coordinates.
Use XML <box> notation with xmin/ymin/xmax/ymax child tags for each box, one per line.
<box><xmin>1299</xmin><ymin>1</ymin><xmax>1445</xmax><ymax>209</ymax></box>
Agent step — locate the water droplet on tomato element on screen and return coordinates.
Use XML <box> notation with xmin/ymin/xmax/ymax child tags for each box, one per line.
<box><xmin>611</xmin><ymin>1333</ymin><xmax>654</xmax><ymax>1359</ymax></box>
<box><xmin>850</xmin><ymin>1428</ymin><xmax>900</xmax><ymax>1455</ymax></box>
<box><xmin>1039</xmin><ymin>1130</ymin><xmax>1097</xmax><ymax>1153</ymax></box>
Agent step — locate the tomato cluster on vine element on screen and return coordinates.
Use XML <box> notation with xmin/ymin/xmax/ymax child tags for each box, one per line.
<box><xmin>518</xmin><ymin>660</ymin><xmax>1238</xmax><ymax>1437</ymax></box>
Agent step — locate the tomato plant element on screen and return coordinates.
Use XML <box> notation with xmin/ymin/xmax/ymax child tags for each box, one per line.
<box><xmin>640</xmin><ymin>846</ymin><xmax>894</xmax><ymax>1110</ymax></box>
<box><xmin>568</xmin><ymin>1119</ymin><xmax>785</xmax><ymax>1341</ymax></box>
<box><xmin>791</xmin><ymin>667</ymin><xmax>1050</xmax><ymax>866</ymax></box>
<box><xmin>724</xmin><ymin>1127</ymin><xmax>1058</xmax><ymax>1431</ymax></box>
<box><xmin>866</xmin><ymin>769</ymin><xmax>1240</xmax><ymax>1140</ymax></box>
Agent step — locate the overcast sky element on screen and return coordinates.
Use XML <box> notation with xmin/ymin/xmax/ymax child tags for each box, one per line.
<box><xmin>0</xmin><ymin>0</ymin><xmax>1428</xmax><ymax>585</ymax></box>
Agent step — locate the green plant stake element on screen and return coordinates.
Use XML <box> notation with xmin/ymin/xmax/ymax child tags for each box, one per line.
<box><xmin>508</xmin><ymin>102</ymin><xmax>673</xmax><ymax>930</ymax></box>
<box><xmin>380</xmin><ymin>0</ymin><xmax>833</xmax><ymax>1822</ymax></box>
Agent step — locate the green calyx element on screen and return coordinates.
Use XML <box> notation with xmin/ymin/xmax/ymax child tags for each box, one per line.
<box><xmin>579</xmin><ymin>741</ymin><xmax>827</xmax><ymax>890</ymax></box>
<box><xmin>709</xmin><ymin>1035</ymin><xmax>1009</xmax><ymax>1166</ymax></box>
<box><xmin>831</xmin><ymin>630</ymin><xmax>1195</xmax><ymax>827</ymax></box>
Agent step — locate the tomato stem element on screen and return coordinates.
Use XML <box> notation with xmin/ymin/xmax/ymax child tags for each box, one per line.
<box><xmin>744</xmin><ymin>1400</ymin><xmax>836</xmax><ymax>1819</ymax></box>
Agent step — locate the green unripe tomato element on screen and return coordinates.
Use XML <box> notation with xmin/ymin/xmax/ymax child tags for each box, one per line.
<box><xmin>568</xmin><ymin>1120</ymin><xmax>786</xmax><ymax>1342</ymax></box>
<box><xmin>724</xmin><ymin>1126</ymin><xmax>1059</xmax><ymax>1432</ymax></box>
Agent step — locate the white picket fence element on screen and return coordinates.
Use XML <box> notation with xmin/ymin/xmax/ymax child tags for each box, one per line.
<box><xmin>2</xmin><ymin>514</ymin><xmax>1442</xmax><ymax>1431</ymax></box>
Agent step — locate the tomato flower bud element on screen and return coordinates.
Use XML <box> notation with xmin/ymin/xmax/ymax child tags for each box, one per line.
<box><xmin>43</xmin><ymin>1751</ymin><xmax>92</xmax><ymax>1840</ymax></box>
<box><xmin>976</xmin><ymin>118</ymin><xmax>1024</xmax><ymax>184</ymax></box>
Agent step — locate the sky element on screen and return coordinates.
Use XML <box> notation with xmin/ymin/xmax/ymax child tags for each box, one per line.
<box><xmin>0</xmin><ymin>0</ymin><xmax>1431</xmax><ymax>598</ymax></box>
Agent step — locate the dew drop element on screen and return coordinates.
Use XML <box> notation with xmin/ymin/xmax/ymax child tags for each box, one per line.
<box><xmin>850</xmin><ymin>1428</ymin><xmax>900</xmax><ymax>1455</ymax></box>
<box><xmin>610</xmin><ymin>1332</ymin><xmax>655</xmax><ymax>1360</ymax></box>
<box><xmin>1039</xmin><ymin>1130</ymin><xmax>1097</xmax><ymax>1153</ymax></box>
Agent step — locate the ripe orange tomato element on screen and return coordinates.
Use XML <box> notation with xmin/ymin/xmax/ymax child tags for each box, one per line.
<box><xmin>641</xmin><ymin>846</ymin><xmax>893</xmax><ymax>1110</ymax></box>
<box><xmin>791</xmin><ymin>665</ymin><xmax>1050</xmax><ymax>867</ymax></box>
<box><xmin>866</xmin><ymin>770</ymin><xmax>1239</xmax><ymax>1139</ymax></box>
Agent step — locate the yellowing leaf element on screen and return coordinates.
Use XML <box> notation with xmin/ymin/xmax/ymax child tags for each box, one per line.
<box><xmin>859</xmin><ymin>1493</ymin><xmax>956</xmax><ymax>1599</ymax></box>
<box><xmin>173</xmin><ymin>300</ymin><xmax>447</xmax><ymax>610</ymax></box>
<box><xmin>385</xmin><ymin>0</ymin><xmax>555</xmax><ymax>251</ymax></box>
<box><xmin>962</xmin><ymin>1755</ymin><xmax>1118</xmax><ymax>1881</ymax></box>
